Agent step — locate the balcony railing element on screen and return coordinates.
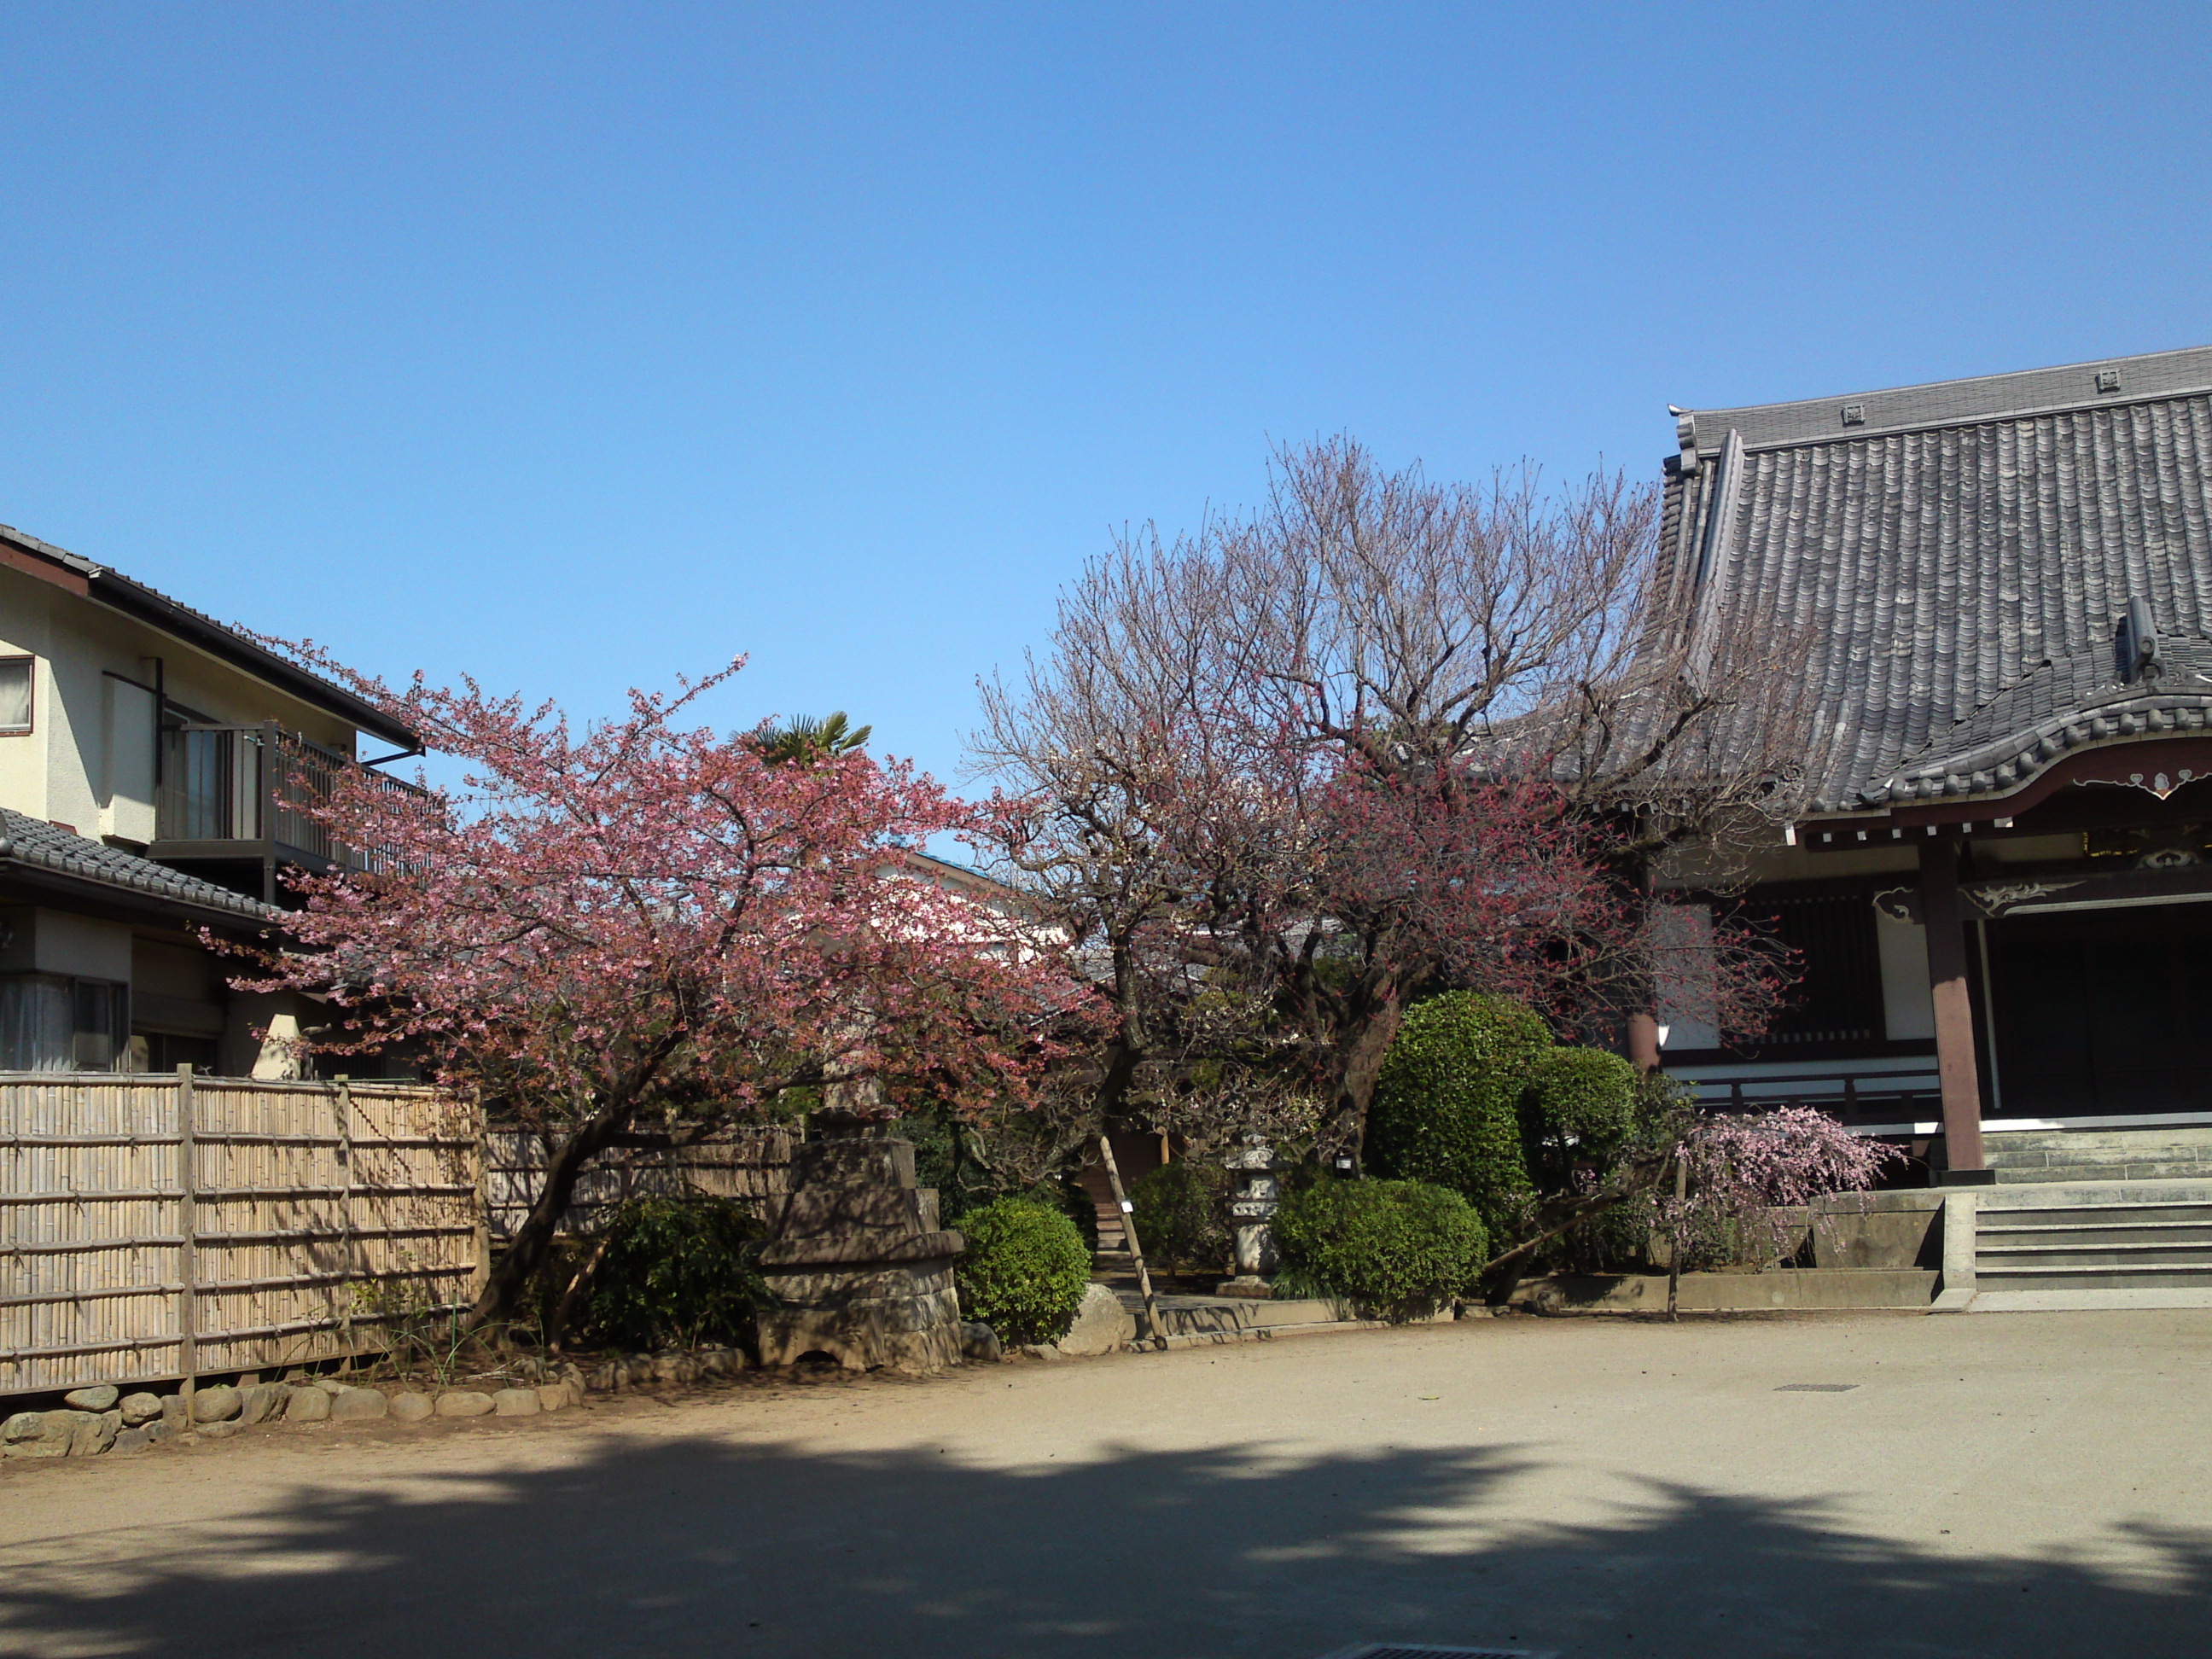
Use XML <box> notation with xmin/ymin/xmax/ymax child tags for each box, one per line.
<box><xmin>154</xmin><ymin>724</ymin><xmax>413</xmax><ymax>880</ymax></box>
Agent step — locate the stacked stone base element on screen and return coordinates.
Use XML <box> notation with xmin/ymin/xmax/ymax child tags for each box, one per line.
<box><xmin>757</xmin><ymin>1276</ymin><xmax>966</xmax><ymax>1373</ymax></box>
<box><xmin>753</xmin><ymin>1138</ymin><xmax>967</xmax><ymax>1376</ymax></box>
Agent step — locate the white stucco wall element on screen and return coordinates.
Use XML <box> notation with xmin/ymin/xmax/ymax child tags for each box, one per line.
<box><xmin>0</xmin><ymin>562</ymin><xmax>364</xmax><ymax>839</ymax></box>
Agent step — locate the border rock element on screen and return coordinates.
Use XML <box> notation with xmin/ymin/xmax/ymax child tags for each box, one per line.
<box><xmin>389</xmin><ymin>1392</ymin><xmax>434</xmax><ymax>1423</ymax></box>
<box><xmin>285</xmin><ymin>1386</ymin><xmax>332</xmax><ymax>1422</ymax></box>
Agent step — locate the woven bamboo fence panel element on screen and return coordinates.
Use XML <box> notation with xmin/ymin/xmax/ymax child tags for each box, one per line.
<box><xmin>485</xmin><ymin>1125</ymin><xmax>795</xmax><ymax>1242</ymax></box>
<box><xmin>0</xmin><ymin>1071</ymin><xmax>482</xmax><ymax>1400</ymax></box>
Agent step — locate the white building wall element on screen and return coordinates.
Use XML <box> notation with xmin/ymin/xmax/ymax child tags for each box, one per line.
<box><xmin>0</xmin><ymin>563</ymin><xmax>364</xmax><ymax>840</ymax></box>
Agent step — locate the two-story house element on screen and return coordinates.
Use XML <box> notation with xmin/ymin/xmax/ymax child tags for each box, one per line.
<box><xmin>0</xmin><ymin>521</ymin><xmax>417</xmax><ymax>1077</ymax></box>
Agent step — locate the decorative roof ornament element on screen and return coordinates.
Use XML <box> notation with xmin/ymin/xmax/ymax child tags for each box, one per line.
<box><xmin>2116</xmin><ymin>597</ymin><xmax>2162</xmax><ymax>686</ymax></box>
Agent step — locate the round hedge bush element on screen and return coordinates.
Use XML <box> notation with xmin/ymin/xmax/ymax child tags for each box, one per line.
<box><xmin>1524</xmin><ymin>1045</ymin><xmax>1639</xmax><ymax>1183</ymax></box>
<box><xmin>1272</xmin><ymin>1176</ymin><xmax>1488</xmax><ymax>1322</ymax></box>
<box><xmin>1129</xmin><ymin>1160</ymin><xmax>1231</xmax><ymax>1275</ymax></box>
<box><xmin>1366</xmin><ymin>991</ymin><xmax>1552</xmax><ymax>1230</ymax></box>
<box><xmin>952</xmin><ymin>1196</ymin><xmax>1092</xmax><ymax>1345</ymax></box>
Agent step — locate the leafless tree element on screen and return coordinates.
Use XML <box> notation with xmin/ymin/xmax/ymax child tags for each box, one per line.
<box><xmin>971</xmin><ymin>437</ymin><xmax>1808</xmax><ymax>1155</ymax></box>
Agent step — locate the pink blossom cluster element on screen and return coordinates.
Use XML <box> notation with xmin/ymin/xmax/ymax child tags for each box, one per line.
<box><xmin>238</xmin><ymin>655</ymin><xmax>1095</xmax><ymax>1125</ymax></box>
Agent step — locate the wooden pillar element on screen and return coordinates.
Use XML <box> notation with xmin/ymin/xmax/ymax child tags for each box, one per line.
<box><xmin>1627</xmin><ymin>1011</ymin><xmax>1662</xmax><ymax>1074</ymax></box>
<box><xmin>1918</xmin><ymin>836</ymin><xmax>1987</xmax><ymax>1174</ymax></box>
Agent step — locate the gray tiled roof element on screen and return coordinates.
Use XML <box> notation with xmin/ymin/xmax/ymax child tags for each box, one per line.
<box><xmin>1661</xmin><ymin>347</ymin><xmax>2212</xmax><ymax>814</ymax></box>
<box><xmin>0</xmin><ymin>810</ymin><xmax>275</xmax><ymax>923</ymax></box>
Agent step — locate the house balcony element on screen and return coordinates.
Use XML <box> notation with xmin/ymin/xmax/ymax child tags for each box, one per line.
<box><xmin>150</xmin><ymin>724</ymin><xmax>412</xmax><ymax>903</ymax></box>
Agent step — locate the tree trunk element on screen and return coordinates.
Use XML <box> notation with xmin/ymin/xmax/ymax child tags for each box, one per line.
<box><xmin>1473</xmin><ymin>1141</ymin><xmax>1674</xmax><ymax>1305</ymax></box>
<box><xmin>464</xmin><ymin>1103</ymin><xmax>631</xmax><ymax>1334</ymax></box>
<box><xmin>1331</xmin><ymin>988</ymin><xmax>1406</xmax><ymax>1160</ymax></box>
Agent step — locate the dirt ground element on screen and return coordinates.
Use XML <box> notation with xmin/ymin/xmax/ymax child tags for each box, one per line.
<box><xmin>2</xmin><ymin>1307</ymin><xmax>2207</xmax><ymax>1658</ymax></box>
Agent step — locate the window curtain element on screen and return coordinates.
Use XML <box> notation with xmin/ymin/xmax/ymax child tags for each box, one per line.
<box><xmin>0</xmin><ymin>975</ymin><xmax>78</xmax><ymax>1071</ymax></box>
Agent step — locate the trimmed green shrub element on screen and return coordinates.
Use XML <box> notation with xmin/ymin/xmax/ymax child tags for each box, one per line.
<box><xmin>1522</xmin><ymin>1045</ymin><xmax>1639</xmax><ymax>1185</ymax></box>
<box><xmin>1129</xmin><ymin>1160</ymin><xmax>1231</xmax><ymax>1275</ymax></box>
<box><xmin>952</xmin><ymin>1196</ymin><xmax>1092</xmax><ymax>1345</ymax></box>
<box><xmin>1272</xmin><ymin>1175</ymin><xmax>1488</xmax><ymax>1323</ymax></box>
<box><xmin>1366</xmin><ymin>992</ymin><xmax>1552</xmax><ymax>1231</ymax></box>
<box><xmin>1528</xmin><ymin>1046</ymin><xmax>1638</xmax><ymax>1144</ymax></box>
<box><xmin>581</xmin><ymin>1194</ymin><xmax>766</xmax><ymax>1351</ymax></box>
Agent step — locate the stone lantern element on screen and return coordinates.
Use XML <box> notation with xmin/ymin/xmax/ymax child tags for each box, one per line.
<box><xmin>1215</xmin><ymin>1137</ymin><xmax>1282</xmax><ymax>1298</ymax></box>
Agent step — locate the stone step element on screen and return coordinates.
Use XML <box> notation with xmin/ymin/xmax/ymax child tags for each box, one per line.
<box><xmin>1975</xmin><ymin>1262</ymin><xmax>2212</xmax><ymax>1290</ymax></box>
<box><xmin>1979</xmin><ymin>1206</ymin><xmax>2212</xmax><ymax>1231</ymax></box>
<box><xmin>1978</xmin><ymin>1241</ymin><xmax>2212</xmax><ymax>1269</ymax></box>
<box><xmin>1985</xmin><ymin>1126</ymin><xmax>2212</xmax><ymax>1150</ymax></box>
<box><xmin>1994</xmin><ymin>1159</ymin><xmax>2212</xmax><ymax>1183</ymax></box>
<box><xmin>1978</xmin><ymin>1179</ymin><xmax>2212</xmax><ymax>1209</ymax></box>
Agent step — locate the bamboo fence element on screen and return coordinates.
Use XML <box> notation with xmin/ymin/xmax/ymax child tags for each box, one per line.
<box><xmin>484</xmin><ymin>1124</ymin><xmax>794</xmax><ymax>1242</ymax></box>
<box><xmin>0</xmin><ymin>1069</ymin><xmax>483</xmax><ymax>1400</ymax></box>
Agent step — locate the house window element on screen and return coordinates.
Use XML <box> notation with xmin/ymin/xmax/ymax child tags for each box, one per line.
<box><xmin>0</xmin><ymin>974</ymin><xmax>129</xmax><ymax>1071</ymax></box>
<box><xmin>0</xmin><ymin>657</ymin><xmax>32</xmax><ymax>733</ymax></box>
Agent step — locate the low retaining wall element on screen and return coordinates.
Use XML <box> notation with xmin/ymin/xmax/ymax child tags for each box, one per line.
<box><xmin>1520</xmin><ymin>1267</ymin><xmax>1939</xmax><ymax>1313</ymax></box>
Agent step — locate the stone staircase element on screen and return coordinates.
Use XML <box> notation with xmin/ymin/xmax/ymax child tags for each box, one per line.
<box><xmin>1976</xmin><ymin>1190</ymin><xmax>2212</xmax><ymax>1291</ymax></box>
<box><xmin>1983</xmin><ymin>1125</ymin><xmax>2212</xmax><ymax>1183</ymax></box>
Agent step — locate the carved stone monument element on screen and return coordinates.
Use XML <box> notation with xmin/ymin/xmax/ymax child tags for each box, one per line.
<box><xmin>754</xmin><ymin>1138</ymin><xmax>967</xmax><ymax>1374</ymax></box>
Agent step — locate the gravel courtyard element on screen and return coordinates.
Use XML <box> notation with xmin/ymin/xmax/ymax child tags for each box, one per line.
<box><xmin>2</xmin><ymin>1309</ymin><xmax>2206</xmax><ymax>1659</ymax></box>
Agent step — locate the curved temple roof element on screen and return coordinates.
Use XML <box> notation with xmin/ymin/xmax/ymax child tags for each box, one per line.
<box><xmin>1660</xmin><ymin>345</ymin><xmax>2212</xmax><ymax>816</ymax></box>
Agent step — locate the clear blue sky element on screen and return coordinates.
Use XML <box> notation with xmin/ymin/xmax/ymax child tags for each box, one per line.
<box><xmin>3</xmin><ymin>4</ymin><xmax>2209</xmax><ymax>792</ymax></box>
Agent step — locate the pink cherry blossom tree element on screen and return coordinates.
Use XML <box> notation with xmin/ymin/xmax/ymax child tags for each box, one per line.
<box><xmin>239</xmin><ymin>655</ymin><xmax>1094</xmax><ymax>1330</ymax></box>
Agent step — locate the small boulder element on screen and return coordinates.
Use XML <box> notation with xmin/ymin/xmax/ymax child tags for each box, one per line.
<box><xmin>159</xmin><ymin>1394</ymin><xmax>188</xmax><ymax>1433</ymax></box>
<box><xmin>960</xmin><ymin>1323</ymin><xmax>1003</xmax><ymax>1363</ymax></box>
<box><xmin>388</xmin><ymin>1392</ymin><xmax>434</xmax><ymax>1423</ymax></box>
<box><xmin>535</xmin><ymin>1384</ymin><xmax>569</xmax><ymax>1414</ymax></box>
<box><xmin>492</xmin><ymin>1388</ymin><xmax>540</xmax><ymax>1417</ymax></box>
<box><xmin>435</xmin><ymin>1391</ymin><xmax>495</xmax><ymax>1418</ymax></box>
<box><xmin>111</xmin><ymin>1426</ymin><xmax>154</xmax><ymax>1457</ymax></box>
<box><xmin>1055</xmin><ymin>1284</ymin><xmax>1138</xmax><ymax>1357</ymax></box>
<box><xmin>119</xmin><ymin>1392</ymin><xmax>163</xmax><ymax>1427</ymax></box>
<box><xmin>283</xmin><ymin>1386</ymin><xmax>332</xmax><ymax>1422</ymax></box>
<box><xmin>587</xmin><ymin>1363</ymin><xmax>619</xmax><ymax>1393</ymax></box>
<box><xmin>189</xmin><ymin>1385</ymin><xmax>242</xmax><ymax>1424</ymax></box>
<box><xmin>143</xmin><ymin>1420</ymin><xmax>174</xmax><ymax>1446</ymax></box>
<box><xmin>238</xmin><ymin>1383</ymin><xmax>288</xmax><ymax>1426</ymax></box>
<box><xmin>63</xmin><ymin>1383</ymin><xmax>119</xmax><ymax>1412</ymax></box>
<box><xmin>329</xmin><ymin>1388</ymin><xmax>388</xmax><ymax>1421</ymax></box>
<box><xmin>198</xmin><ymin>1420</ymin><xmax>243</xmax><ymax>1440</ymax></box>
<box><xmin>71</xmin><ymin>1410</ymin><xmax>119</xmax><ymax>1457</ymax></box>
<box><xmin>3</xmin><ymin>1412</ymin><xmax>77</xmax><ymax>1458</ymax></box>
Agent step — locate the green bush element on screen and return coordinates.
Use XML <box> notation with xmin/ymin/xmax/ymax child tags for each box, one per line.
<box><xmin>1129</xmin><ymin>1160</ymin><xmax>1231</xmax><ymax>1275</ymax></box>
<box><xmin>1367</xmin><ymin>992</ymin><xmax>1552</xmax><ymax>1231</ymax></box>
<box><xmin>1272</xmin><ymin>1175</ymin><xmax>1488</xmax><ymax>1322</ymax></box>
<box><xmin>952</xmin><ymin>1196</ymin><xmax>1092</xmax><ymax>1345</ymax></box>
<box><xmin>1522</xmin><ymin>1045</ymin><xmax>1639</xmax><ymax>1185</ymax></box>
<box><xmin>581</xmin><ymin>1194</ymin><xmax>766</xmax><ymax>1351</ymax></box>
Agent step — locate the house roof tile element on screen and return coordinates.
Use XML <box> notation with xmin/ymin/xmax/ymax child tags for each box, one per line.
<box><xmin>0</xmin><ymin>809</ymin><xmax>276</xmax><ymax>924</ymax></box>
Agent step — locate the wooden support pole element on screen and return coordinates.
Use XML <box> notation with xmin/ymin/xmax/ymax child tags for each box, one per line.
<box><xmin>1097</xmin><ymin>1136</ymin><xmax>1162</xmax><ymax>1347</ymax></box>
<box><xmin>176</xmin><ymin>1063</ymin><xmax>198</xmax><ymax>1407</ymax></box>
<box><xmin>1918</xmin><ymin>835</ymin><xmax>1987</xmax><ymax>1174</ymax></box>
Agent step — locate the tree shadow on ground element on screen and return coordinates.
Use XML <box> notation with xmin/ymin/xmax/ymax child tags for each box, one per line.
<box><xmin>0</xmin><ymin>1429</ymin><xmax>2202</xmax><ymax>1658</ymax></box>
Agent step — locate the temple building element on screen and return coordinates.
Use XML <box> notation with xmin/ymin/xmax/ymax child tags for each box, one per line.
<box><xmin>1651</xmin><ymin>344</ymin><xmax>2212</xmax><ymax>1185</ymax></box>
